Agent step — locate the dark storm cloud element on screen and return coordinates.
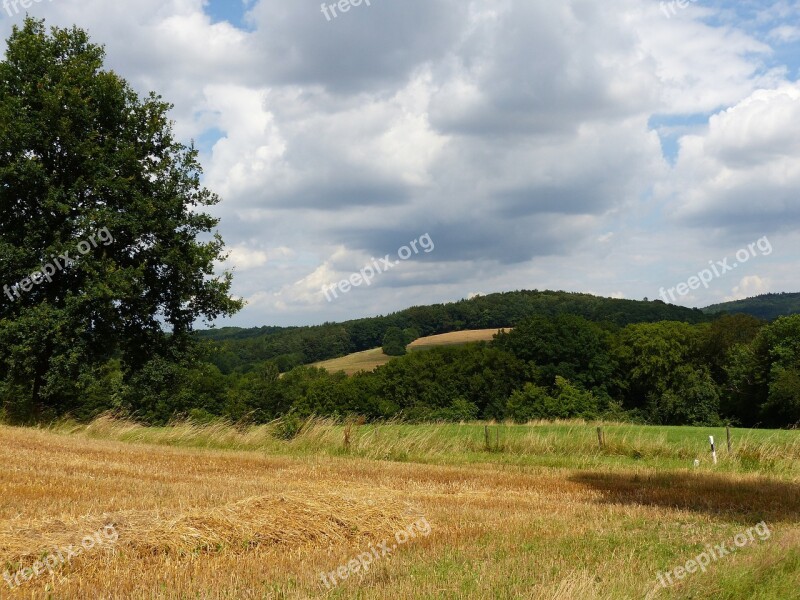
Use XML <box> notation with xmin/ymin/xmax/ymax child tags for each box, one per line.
<box><xmin>496</xmin><ymin>185</ymin><xmax>615</xmax><ymax>218</ymax></box>
<box><xmin>328</xmin><ymin>215</ymin><xmax>581</xmax><ymax>266</ymax></box>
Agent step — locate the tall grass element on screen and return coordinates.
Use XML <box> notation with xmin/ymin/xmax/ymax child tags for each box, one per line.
<box><xmin>48</xmin><ymin>414</ymin><xmax>800</xmax><ymax>477</ymax></box>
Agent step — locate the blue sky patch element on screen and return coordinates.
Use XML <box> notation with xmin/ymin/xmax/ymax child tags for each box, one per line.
<box><xmin>203</xmin><ymin>0</ymin><xmax>254</xmax><ymax>30</ymax></box>
<box><xmin>194</xmin><ymin>126</ymin><xmax>226</xmax><ymax>156</ymax></box>
<box><xmin>649</xmin><ymin>113</ymin><xmax>713</xmax><ymax>163</ymax></box>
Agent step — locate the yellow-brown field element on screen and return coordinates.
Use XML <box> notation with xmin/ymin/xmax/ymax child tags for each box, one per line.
<box><xmin>406</xmin><ymin>329</ymin><xmax>510</xmax><ymax>349</ymax></box>
<box><xmin>311</xmin><ymin>348</ymin><xmax>392</xmax><ymax>376</ymax></box>
<box><xmin>1</xmin><ymin>422</ymin><xmax>798</xmax><ymax>599</ymax></box>
<box><xmin>311</xmin><ymin>329</ymin><xmax>510</xmax><ymax>375</ymax></box>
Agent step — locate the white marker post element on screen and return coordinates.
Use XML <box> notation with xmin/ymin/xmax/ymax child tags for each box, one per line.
<box><xmin>709</xmin><ymin>436</ymin><xmax>717</xmax><ymax>465</ymax></box>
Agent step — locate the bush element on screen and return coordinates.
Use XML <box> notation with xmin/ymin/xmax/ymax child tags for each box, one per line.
<box><xmin>506</xmin><ymin>378</ymin><xmax>600</xmax><ymax>422</ymax></box>
<box><xmin>648</xmin><ymin>366</ymin><xmax>721</xmax><ymax>426</ymax></box>
<box><xmin>273</xmin><ymin>412</ymin><xmax>305</xmax><ymax>440</ymax></box>
<box><xmin>506</xmin><ymin>383</ymin><xmax>554</xmax><ymax>422</ymax></box>
<box><xmin>382</xmin><ymin>327</ymin><xmax>408</xmax><ymax>356</ymax></box>
<box><xmin>187</xmin><ymin>408</ymin><xmax>218</xmax><ymax>424</ymax></box>
<box><xmin>552</xmin><ymin>376</ymin><xmax>600</xmax><ymax>419</ymax></box>
<box><xmin>764</xmin><ymin>367</ymin><xmax>800</xmax><ymax>426</ymax></box>
<box><xmin>420</xmin><ymin>398</ymin><xmax>480</xmax><ymax>422</ymax></box>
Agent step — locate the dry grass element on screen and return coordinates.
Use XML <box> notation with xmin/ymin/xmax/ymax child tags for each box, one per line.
<box><xmin>311</xmin><ymin>348</ymin><xmax>392</xmax><ymax>375</ymax></box>
<box><xmin>1</xmin><ymin>491</ymin><xmax>414</xmax><ymax>559</ymax></box>
<box><xmin>1</xmin><ymin>421</ymin><xmax>798</xmax><ymax>599</ymax></box>
<box><xmin>406</xmin><ymin>329</ymin><xmax>510</xmax><ymax>349</ymax></box>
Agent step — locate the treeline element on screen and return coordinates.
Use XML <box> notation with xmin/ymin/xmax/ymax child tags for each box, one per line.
<box><xmin>44</xmin><ymin>312</ymin><xmax>798</xmax><ymax>430</ymax></box>
<box><xmin>7</xmin><ymin>283</ymin><xmax>799</xmax><ymax>428</ymax></box>
<box><xmin>0</xmin><ymin>290</ymin><xmax>710</xmax><ymax>425</ymax></box>
<box><xmin>218</xmin><ymin>312</ymin><xmax>794</xmax><ymax>428</ymax></box>
<box><xmin>198</xmin><ymin>290</ymin><xmax>709</xmax><ymax>373</ymax></box>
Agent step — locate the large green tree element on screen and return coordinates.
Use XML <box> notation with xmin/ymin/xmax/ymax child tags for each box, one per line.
<box><xmin>613</xmin><ymin>321</ymin><xmax>722</xmax><ymax>424</ymax></box>
<box><xmin>728</xmin><ymin>315</ymin><xmax>800</xmax><ymax>427</ymax></box>
<box><xmin>0</xmin><ymin>19</ymin><xmax>242</xmax><ymax>421</ymax></box>
<box><xmin>493</xmin><ymin>314</ymin><xmax>616</xmax><ymax>391</ymax></box>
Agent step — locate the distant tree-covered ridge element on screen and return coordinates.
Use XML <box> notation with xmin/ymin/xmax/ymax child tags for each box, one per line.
<box><xmin>7</xmin><ymin>281</ymin><xmax>800</xmax><ymax>428</ymax></box>
<box><xmin>147</xmin><ymin>311</ymin><xmax>798</xmax><ymax>429</ymax></box>
<box><xmin>197</xmin><ymin>290</ymin><xmax>708</xmax><ymax>374</ymax></box>
<box><xmin>703</xmin><ymin>292</ymin><xmax>800</xmax><ymax>321</ymax></box>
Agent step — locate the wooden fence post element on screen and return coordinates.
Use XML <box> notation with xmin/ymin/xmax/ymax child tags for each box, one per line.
<box><xmin>343</xmin><ymin>421</ymin><xmax>352</xmax><ymax>451</ymax></box>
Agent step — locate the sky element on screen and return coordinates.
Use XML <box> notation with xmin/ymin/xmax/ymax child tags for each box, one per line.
<box><xmin>2</xmin><ymin>0</ymin><xmax>800</xmax><ymax>327</ymax></box>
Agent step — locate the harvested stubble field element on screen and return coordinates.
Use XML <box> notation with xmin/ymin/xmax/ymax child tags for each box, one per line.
<box><xmin>311</xmin><ymin>329</ymin><xmax>509</xmax><ymax>375</ymax></box>
<box><xmin>1</xmin><ymin>419</ymin><xmax>799</xmax><ymax>599</ymax></box>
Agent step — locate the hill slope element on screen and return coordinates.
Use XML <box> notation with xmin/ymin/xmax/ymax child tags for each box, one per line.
<box><xmin>198</xmin><ymin>290</ymin><xmax>709</xmax><ymax>374</ymax></box>
<box><xmin>702</xmin><ymin>292</ymin><xmax>800</xmax><ymax>321</ymax></box>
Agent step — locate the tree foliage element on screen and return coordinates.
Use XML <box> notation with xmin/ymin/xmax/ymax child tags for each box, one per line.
<box><xmin>0</xmin><ymin>19</ymin><xmax>242</xmax><ymax>421</ymax></box>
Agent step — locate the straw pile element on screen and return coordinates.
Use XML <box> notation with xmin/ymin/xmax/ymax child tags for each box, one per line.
<box><xmin>1</xmin><ymin>488</ymin><xmax>418</xmax><ymax>562</ymax></box>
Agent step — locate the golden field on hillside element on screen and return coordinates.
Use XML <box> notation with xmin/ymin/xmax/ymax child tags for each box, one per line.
<box><xmin>311</xmin><ymin>329</ymin><xmax>509</xmax><ymax>375</ymax></box>
<box><xmin>311</xmin><ymin>347</ymin><xmax>392</xmax><ymax>376</ymax></box>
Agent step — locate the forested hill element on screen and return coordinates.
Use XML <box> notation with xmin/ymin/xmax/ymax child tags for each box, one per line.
<box><xmin>703</xmin><ymin>292</ymin><xmax>800</xmax><ymax>321</ymax></box>
<box><xmin>197</xmin><ymin>291</ymin><xmax>708</xmax><ymax>374</ymax></box>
